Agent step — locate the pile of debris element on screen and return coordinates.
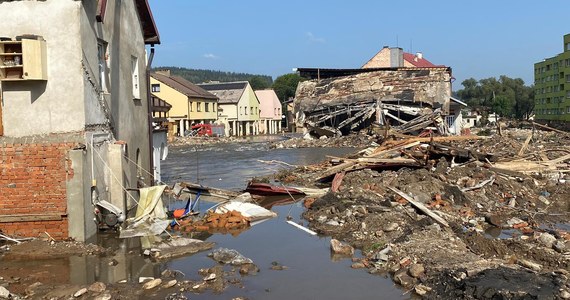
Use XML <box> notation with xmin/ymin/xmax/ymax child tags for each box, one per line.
<box><xmin>271</xmin><ymin>133</ymin><xmax>375</xmax><ymax>149</ymax></box>
<box><xmin>271</xmin><ymin>125</ymin><xmax>570</xmax><ymax>299</ymax></box>
<box><xmin>173</xmin><ymin>210</ymin><xmax>250</xmax><ymax>236</ymax></box>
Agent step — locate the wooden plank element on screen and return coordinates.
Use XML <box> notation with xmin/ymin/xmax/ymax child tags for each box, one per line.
<box><xmin>532</xmin><ymin>122</ymin><xmax>569</xmax><ymax>135</ymax></box>
<box><xmin>517</xmin><ymin>133</ymin><xmax>533</xmax><ymax>157</ymax></box>
<box><xmin>387</xmin><ymin>187</ymin><xmax>449</xmax><ymax>227</ymax></box>
<box><xmin>0</xmin><ymin>214</ymin><xmax>64</xmax><ymax>223</ymax></box>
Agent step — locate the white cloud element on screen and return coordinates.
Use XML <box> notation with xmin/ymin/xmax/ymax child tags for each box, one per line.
<box><xmin>306</xmin><ymin>32</ymin><xmax>325</xmax><ymax>43</ymax></box>
<box><xmin>203</xmin><ymin>53</ymin><xmax>219</xmax><ymax>59</ymax></box>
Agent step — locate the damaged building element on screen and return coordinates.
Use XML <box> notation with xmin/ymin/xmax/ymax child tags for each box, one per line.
<box><xmin>0</xmin><ymin>0</ymin><xmax>160</xmax><ymax>241</ymax></box>
<box><xmin>294</xmin><ymin>47</ymin><xmax>465</xmax><ymax>137</ymax></box>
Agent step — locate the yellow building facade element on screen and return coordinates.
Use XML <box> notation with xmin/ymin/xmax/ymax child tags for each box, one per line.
<box><xmin>150</xmin><ymin>71</ymin><xmax>218</xmax><ymax>136</ymax></box>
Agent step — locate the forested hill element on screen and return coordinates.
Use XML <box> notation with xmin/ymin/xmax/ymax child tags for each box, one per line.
<box><xmin>152</xmin><ymin>66</ymin><xmax>273</xmax><ymax>87</ymax></box>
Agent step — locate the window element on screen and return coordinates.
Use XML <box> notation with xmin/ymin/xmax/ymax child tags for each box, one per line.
<box><xmin>151</xmin><ymin>84</ymin><xmax>160</xmax><ymax>92</ymax></box>
<box><xmin>197</xmin><ymin>102</ymin><xmax>201</xmax><ymax>112</ymax></box>
<box><xmin>250</xmin><ymin>107</ymin><xmax>254</xmax><ymax>115</ymax></box>
<box><xmin>98</xmin><ymin>41</ymin><xmax>108</xmax><ymax>92</ymax></box>
<box><xmin>131</xmin><ymin>56</ymin><xmax>140</xmax><ymax>99</ymax></box>
<box><xmin>245</xmin><ymin>106</ymin><xmax>248</xmax><ymax>115</ymax></box>
<box><xmin>189</xmin><ymin>102</ymin><xmax>193</xmax><ymax>112</ymax></box>
<box><xmin>205</xmin><ymin>103</ymin><xmax>209</xmax><ymax>112</ymax></box>
<box><xmin>239</xmin><ymin>106</ymin><xmax>242</xmax><ymax>115</ymax></box>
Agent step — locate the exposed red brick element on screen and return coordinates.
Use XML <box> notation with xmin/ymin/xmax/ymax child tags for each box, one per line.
<box><xmin>0</xmin><ymin>141</ymin><xmax>77</xmax><ymax>240</ymax></box>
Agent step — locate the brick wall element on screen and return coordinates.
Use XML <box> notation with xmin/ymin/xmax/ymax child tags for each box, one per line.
<box><xmin>0</xmin><ymin>141</ymin><xmax>78</xmax><ymax>239</ymax></box>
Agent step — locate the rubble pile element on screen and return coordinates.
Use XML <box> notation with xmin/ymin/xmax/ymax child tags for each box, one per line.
<box><xmin>274</xmin><ymin>126</ymin><xmax>570</xmax><ymax>299</ymax></box>
<box><xmin>169</xmin><ymin>136</ymin><xmax>247</xmax><ymax>147</ymax></box>
<box><xmin>271</xmin><ymin>133</ymin><xmax>375</xmax><ymax>149</ymax></box>
<box><xmin>172</xmin><ymin>210</ymin><xmax>250</xmax><ymax>236</ymax></box>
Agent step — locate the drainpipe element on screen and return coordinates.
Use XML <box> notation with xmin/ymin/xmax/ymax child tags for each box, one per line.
<box><xmin>146</xmin><ymin>45</ymin><xmax>155</xmax><ymax>184</ymax></box>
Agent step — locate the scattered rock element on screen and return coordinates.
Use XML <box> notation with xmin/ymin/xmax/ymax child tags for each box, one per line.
<box><xmin>325</xmin><ymin>220</ymin><xmax>340</xmax><ymax>226</ymax></box>
<box><xmin>330</xmin><ymin>239</ymin><xmax>354</xmax><ymax>256</ymax></box>
<box><xmin>408</xmin><ymin>263</ymin><xmax>425</xmax><ymax>278</ymax></box>
<box><xmin>554</xmin><ymin>240</ymin><xmax>566</xmax><ymax>253</ymax></box>
<box><xmin>383</xmin><ymin>222</ymin><xmax>399</xmax><ymax>232</ymax></box>
<box><xmin>209</xmin><ymin>248</ymin><xmax>253</xmax><ymax>265</ymax></box>
<box><xmin>239</xmin><ymin>263</ymin><xmax>260</xmax><ymax>275</ymax></box>
<box><xmin>393</xmin><ymin>268</ymin><xmax>414</xmax><ymax>287</ymax></box>
<box><xmin>414</xmin><ymin>284</ymin><xmax>432</xmax><ymax>296</ymax></box>
<box><xmin>560</xmin><ymin>290</ymin><xmax>570</xmax><ymax>299</ymax></box>
<box><xmin>538</xmin><ymin>232</ymin><xmax>557</xmax><ymax>248</ymax></box>
<box><xmin>94</xmin><ymin>293</ymin><xmax>112</xmax><ymax>300</ymax></box>
<box><xmin>0</xmin><ymin>286</ymin><xmax>10</xmax><ymax>299</ymax></box>
<box><xmin>73</xmin><ymin>287</ymin><xmax>88</xmax><ymax>298</ymax></box>
<box><xmin>351</xmin><ymin>262</ymin><xmax>366</xmax><ymax>269</ymax></box>
<box><xmin>143</xmin><ymin>278</ymin><xmax>162</xmax><ymax>290</ymax></box>
<box><xmin>204</xmin><ymin>273</ymin><xmax>216</xmax><ymax>281</ymax></box>
<box><xmin>163</xmin><ymin>279</ymin><xmax>177</xmax><ymax>289</ymax></box>
<box><xmin>506</xmin><ymin>217</ymin><xmax>525</xmax><ymax>227</ymax></box>
<box><xmin>88</xmin><ymin>282</ymin><xmax>106</xmax><ymax>293</ymax></box>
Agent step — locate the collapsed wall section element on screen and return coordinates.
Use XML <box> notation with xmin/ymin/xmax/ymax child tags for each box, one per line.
<box><xmin>294</xmin><ymin>68</ymin><xmax>452</xmax><ymax>114</ymax></box>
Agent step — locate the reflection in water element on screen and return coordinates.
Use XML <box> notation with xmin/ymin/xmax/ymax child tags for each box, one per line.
<box><xmin>70</xmin><ymin>234</ymin><xmax>162</xmax><ymax>285</ymax></box>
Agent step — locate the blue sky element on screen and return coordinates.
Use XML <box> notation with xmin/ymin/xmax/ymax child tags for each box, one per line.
<box><xmin>148</xmin><ymin>0</ymin><xmax>568</xmax><ymax>90</ymax></box>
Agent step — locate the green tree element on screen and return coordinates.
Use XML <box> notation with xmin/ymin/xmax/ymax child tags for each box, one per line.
<box><xmin>248</xmin><ymin>75</ymin><xmax>272</xmax><ymax>90</ymax></box>
<box><xmin>272</xmin><ymin>73</ymin><xmax>305</xmax><ymax>102</ymax></box>
<box><xmin>455</xmin><ymin>75</ymin><xmax>534</xmax><ymax>120</ymax></box>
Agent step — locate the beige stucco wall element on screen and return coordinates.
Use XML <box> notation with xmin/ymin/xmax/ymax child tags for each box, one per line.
<box><xmin>150</xmin><ymin>77</ymin><xmax>189</xmax><ymax>118</ymax></box>
<box><xmin>237</xmin><ymin>84</ymin><xmax>260</xmax><ymax>122</ymax></box>
<box><xmin>189</xmin><ymin>97</ymin><xmax>217</xmax><ymax>122</ymax></box>
<box><xmin>0</xmin><ymin>1</ymin><xmax>86</xmax><ymax>137</ymax></box>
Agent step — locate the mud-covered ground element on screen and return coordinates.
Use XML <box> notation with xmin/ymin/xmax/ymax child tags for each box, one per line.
<box><xmin>0</xmin><ymin>239</ymin><xmax>256</xmax><ymax>300</ymax></box>
<box><xmin>275</xmin><ymin>126</ymin><xmax>570</xmax><ymax>299</ymax></box>
<box><xmin>1</xmin><ymin>126</ymin><xmax>569</xmax><ymax>299</ymax></box>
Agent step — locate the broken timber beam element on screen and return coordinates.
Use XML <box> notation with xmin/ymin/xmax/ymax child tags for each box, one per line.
<box><xmin>388</xmin><ymin>187</ymin><xmax>449</xmax><ymax>227</ymax></box>
<box><xmin>532</xmin><ymin>122</ymin><xmax>569</xmax><ymax>135</ymax></box>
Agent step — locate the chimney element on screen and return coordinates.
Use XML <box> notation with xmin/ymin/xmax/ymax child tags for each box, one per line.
<box><xmin>156</xmin><ymin>69</ymin><xmax>171</xmax><ymax>76</ymax></box>
<box><xmin>415</xmin><ymin>52</ymin><xmax>423</xmax><ymax>60</ymax></box>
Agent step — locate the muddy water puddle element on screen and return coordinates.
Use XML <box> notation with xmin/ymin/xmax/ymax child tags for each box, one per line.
<box><xmin>159</xmin><ymin>140</ymin><xmax>406</xmax><ymax>299</ymax></box>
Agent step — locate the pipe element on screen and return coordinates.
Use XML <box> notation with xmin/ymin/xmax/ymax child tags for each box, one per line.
<box><xmin>286</xmin><ymin>220</ymin><xmax>317</xmax><ymax>236</ymax></box>
<box><xmin>146</xmin><ymin>45</ymin><xmax>155</xmax><ymax>184</ymax></box>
